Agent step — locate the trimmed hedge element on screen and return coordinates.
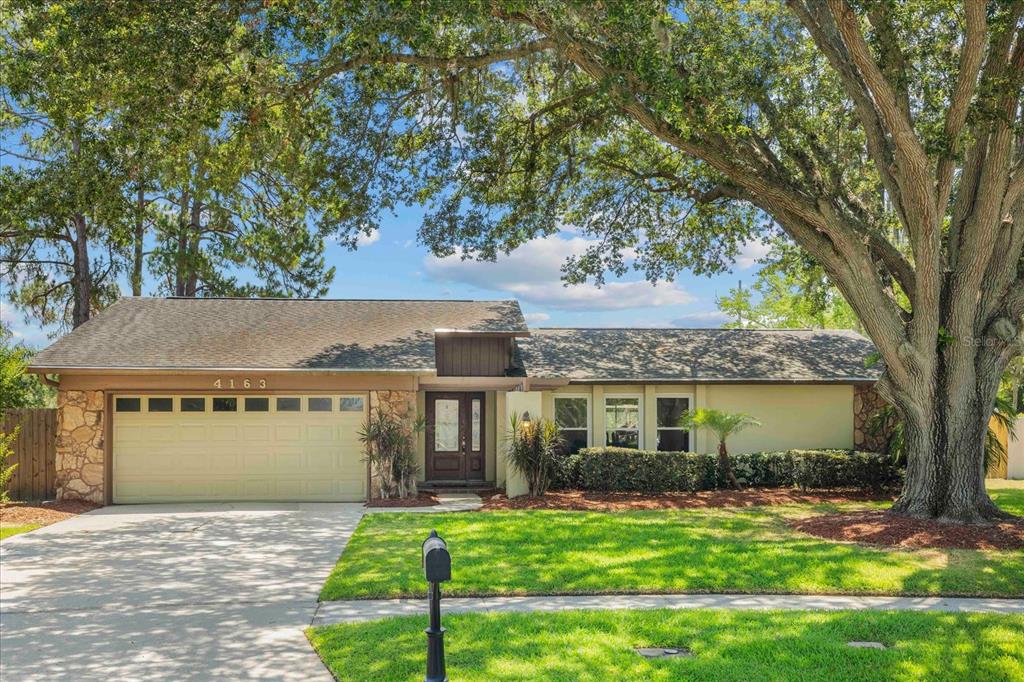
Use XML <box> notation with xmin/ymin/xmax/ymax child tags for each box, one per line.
<box><xmin>552</xmin><ymin>447</ymin><xmax>900</xmax><ymax>493</ymax></box>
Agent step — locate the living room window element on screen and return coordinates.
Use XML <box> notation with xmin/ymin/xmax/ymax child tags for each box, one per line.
<box><xmin>656</xmin><ymin>396</ymin><xmax>692</xmax><ymax>451</ymax></box>
<box><xmin>604</xmin><ymin>396</ymin><xmax>641</xmax><ymax>449</ymax></box>
<box><xmin>554</xmin><ymin>395</ymin><xmax>590</xmax><ymax>454</ymax></box>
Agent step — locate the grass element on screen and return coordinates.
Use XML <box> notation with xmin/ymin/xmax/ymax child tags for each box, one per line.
<box><xmin>308</xmin><ymin>608</ymin><xmax>1024</xmax><ymax>681</ymax></box>
<box><xmin>320</xmin><ymin>488</ymin><xmax>1024</xmax><ymax>600</ymax></box>
<box><xmin>0</xmin><ymin>524</ymin><xmax>40</xmax><ymax>541</ymax></box>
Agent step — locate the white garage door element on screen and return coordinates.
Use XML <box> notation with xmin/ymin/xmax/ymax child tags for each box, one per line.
<box><xmin>113</xmin><ymin>394</ymin><xmax>368</xmax><ymax>503</ymax></box>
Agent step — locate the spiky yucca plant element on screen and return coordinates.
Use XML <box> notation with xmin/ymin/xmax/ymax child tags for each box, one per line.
<box><xmin>359</xmin><ymin>408</ymin><xmax>424</xmax><ymax>499</ymax></box>
<box><xmin>506</xmin><ymin>413</ymin><xmax>564</xmax><ymax>497</ymax></box>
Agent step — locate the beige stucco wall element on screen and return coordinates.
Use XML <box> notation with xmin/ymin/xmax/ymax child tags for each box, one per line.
<box><xmin>536</xmin><ymin>382</ymin><xmax>854</xmax><ymax>456</ymax></box>
<box><xmin>703</xmin><ymin>384</ymin><xmax>854</xmax><ymax>453</ymax></box>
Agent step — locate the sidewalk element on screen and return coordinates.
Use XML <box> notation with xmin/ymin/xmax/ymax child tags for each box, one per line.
<box><xmin>312</xmin><ymin>592</ymin><xmax>1024</xmax><ymax>626</ymax></box>
<box><xmin>364</xmin><ymin>493</ymin><xmax>483</xmax><ymax>514</ymax></box>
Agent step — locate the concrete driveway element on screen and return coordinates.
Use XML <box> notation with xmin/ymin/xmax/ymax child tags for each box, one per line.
<box><xmin>0</xmin><ymin>503</ymin><xmax>363</xmax><ymax>681</ymax></box>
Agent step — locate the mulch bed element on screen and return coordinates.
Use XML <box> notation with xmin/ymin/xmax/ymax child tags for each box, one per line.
<box><xmin>790</xmin><ymin>510</ymin><xmax>1024</xmax><ymax>550</ymax></box>
<box><xmin>365</xmin><ymin>491</ymin><xmax>439</xmax><ymax>508</ymax></box>
<box><xmin>0</xmin><ymin>499</ymin><xmax>101</xmax><ymax>527</ymax></box>
<box><xmin>480</xmin><ymin>488</ymin><xmax>896</xmax><ymax>512</ymax></box>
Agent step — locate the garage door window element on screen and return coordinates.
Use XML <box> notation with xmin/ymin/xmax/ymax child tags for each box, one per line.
<box><xmin>213</xmin><ymin>397</ymin><xmax>237</xmax><ymax>412</ymax></box>
<box><xmin>340</xmin><ymin>397</ymin><xmax>364</xmax><ymax>412</ymax></box>
<box><xmin>116</xmin><ymin>397</ymin><xmax>141</xmax><ymax>412</ymax></box>
<box><xmin>276</xmin><ymin>397</ymin><xmax>300</xmax><ymax>412</ymax></box>
<box><xmin>308</xmin><ymin>397</ymin><xmax>333</xmax><ymax>412</ymax></box>
<box><xmin>245</xmin><ymin>397</ymin><xmax>269</xmax><ymax>412</ymax></box>
<box><xmin>148</xmin><ymin>397</ymin><xmax>173</xmax><ymax>412</ymax></box>
<box><xmin>181</xmin><ymin>397</ymin><xmax>206</xmax><ymax>412</ymax></box>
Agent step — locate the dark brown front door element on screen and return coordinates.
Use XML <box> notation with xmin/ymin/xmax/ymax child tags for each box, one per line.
<box><xmin>426</xmin><ymin>392</ymin><xmax>485</xmax><ymax>481</ymax></box>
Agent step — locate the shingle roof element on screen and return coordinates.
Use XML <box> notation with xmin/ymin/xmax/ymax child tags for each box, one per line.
<box><xmin>516</xmin><ymin>328</ymin><xmax>879</xmax><ymax>383</ymax></box>
<box><xmin>30</xmin><ymin>297</ymin><xmax>528</xmax><ymax>371</ymax></box>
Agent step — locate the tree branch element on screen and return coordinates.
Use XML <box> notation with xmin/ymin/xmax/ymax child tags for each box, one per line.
<box><xmin>300</xmin><ymin>39</ymin><xmax>557</xmax><ymax>95</ymax></box>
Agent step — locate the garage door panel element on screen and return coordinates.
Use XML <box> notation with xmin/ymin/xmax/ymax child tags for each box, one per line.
<box><xmin>274</xmin><ymin>425</ymin><xmax>302</xmax><ymax>441</ymax></box>
<box><xmin>179</xmin><ymin>426</ymin><xmax>207</xmax><ymax>441</ymax></box>
<box><xmin>114</xmin><ymin>394</ymin><xmax>368</xmax><ymax>503</ymax></box>
<box><xmin>243</xmin><ymin>425</ymin><xmax>270</xmax><ymax>441</ymax></box>
<box><xmin>211</xmin><ymin>425</ymin><xmax>240</xmax><ymax>441</ymax></box>
<box><xmin>306</xmin><ymin>425</ymin><xmax>335</xmax><ymax>442</ymax></box>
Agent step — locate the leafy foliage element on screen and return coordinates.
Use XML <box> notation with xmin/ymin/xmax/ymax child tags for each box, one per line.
<box><xmin>717</xmin><ymin>238</ymin><xmax>860</xmax><ymax>330</ymax></box>
<box><xmin>506</xmin><ymin>412</ymin><xmax>563</xmax><ymax>496</ymax></box>
<box><xmin>0</xmin><ymin>324</ymin><xmax>53</xmax><ymax>408</ymax></box>
<box><xmin>1</xmin><ymin>0</ymin><xmax>362</xmax><ymax>329</ymax></box>
<box><xmin>562</xmin><ymin>447</ymin><xmax>898</xmax><ymax>493</ymax></box>
<box><xmin>358</xmin><ymin>408</ymin><xmax>423</xmax><ymax>499</ymax></box>
<box><xmin>0</xmin><ymin>427</ymin><xmax>18</xmax><ymax>503</ymax></box>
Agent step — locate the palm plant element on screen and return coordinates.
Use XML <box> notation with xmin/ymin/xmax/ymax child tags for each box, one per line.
<box><xmin>506</xmin><ymin>413</ymin><xmax>564</xmax><ymax>496</ymax></box>
<box><xmin>680</xmin><ymin>409</ymin><xmax>762</xmax><ymax>490</ymax></box>
<box><xmin>359</xmin><ymin>408</ymin><xmax>424</xmax><ymax>499</ymax></box>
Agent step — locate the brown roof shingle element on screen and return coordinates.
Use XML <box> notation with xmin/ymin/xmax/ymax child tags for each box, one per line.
<box><xmin>516</xmin><ymin>327</ymin><xmax>880</xmax><ymax>383</ymax></box>
<box><xmin>30</xmin><ymin>297</ymin><xmax>527</xmax><ymax>371</ymax></box>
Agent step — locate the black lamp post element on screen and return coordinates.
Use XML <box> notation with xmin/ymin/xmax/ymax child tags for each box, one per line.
<box><xmin>421</xmin><ymin>530</ymin><xmax>451</xmax><ymax>682</ymax></box>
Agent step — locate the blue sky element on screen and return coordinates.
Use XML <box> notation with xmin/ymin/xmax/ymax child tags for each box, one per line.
<box><xmin>3</xmin><ymin>201</ymin><xmax>768</xmax><ymax>350</ymax></box>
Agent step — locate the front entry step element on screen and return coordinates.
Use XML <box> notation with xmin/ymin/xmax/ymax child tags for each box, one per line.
<box><xmin>420</xmin><ymin>481</ymin><xmax>495</xmax><ymax>493</ymax></box>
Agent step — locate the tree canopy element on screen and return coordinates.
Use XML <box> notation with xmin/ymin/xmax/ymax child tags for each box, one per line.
<box><xmin>282</xmin><ymin>0</ymin><xmax>1023</xmax><ymax>520</ymax></box>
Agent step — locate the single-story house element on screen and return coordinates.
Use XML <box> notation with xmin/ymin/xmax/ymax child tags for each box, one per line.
<box><xmin>28</xmin><ymin>297</ymin><xmax>883</xmax><ymax>504</ymax></box>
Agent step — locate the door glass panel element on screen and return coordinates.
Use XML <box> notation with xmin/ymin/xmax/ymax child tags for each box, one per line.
<box><xmin>434</xmin><ymin>399</ymin><xmax>460</xmax><ymax>451</ymax></box>
<box><xmin>471</xmin><ymin>399</ymin><xmax>481</xmax><ymax>450</ymax></box>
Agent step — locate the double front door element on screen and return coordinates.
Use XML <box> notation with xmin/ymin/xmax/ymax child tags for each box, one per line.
<box><xmin>426</xmin><ymin>392</ymin><xmax>485</xmax><ymax>481</ymax></box>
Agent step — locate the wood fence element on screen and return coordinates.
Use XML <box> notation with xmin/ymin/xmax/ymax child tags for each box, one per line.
<box><xmin>2</xmin><ymin>408</ymin><xmax>58</xmax><ymax>500</ymax></box>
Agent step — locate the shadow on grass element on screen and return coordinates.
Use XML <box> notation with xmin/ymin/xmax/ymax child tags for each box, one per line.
<box><xmin>309</xmin><ymin>608</ymin><xmax>1024</xmax><ymax>682</ymax></box>
<box><xmin>321</xmin><ymin>504</ymin><xmax>1024</xmax><ymax>600</ymax></box>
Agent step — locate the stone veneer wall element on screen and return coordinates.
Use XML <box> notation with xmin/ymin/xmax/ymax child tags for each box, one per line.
<box><xmin>367</xmin><ymin>390</ymin><xmax>418</xmax><ymax>498</ymax></box>
<box><xmin>56</xmin><ymin>389</ymin><xmax>106</xmax><ymax>503</ymax></box>
<box><xmin>853</xmin><ymin>384</ymin><xmax>891</xmax><ymax>453</ymax></box>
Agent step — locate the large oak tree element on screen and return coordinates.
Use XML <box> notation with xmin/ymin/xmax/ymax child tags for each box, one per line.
<box><xmin>289</xmin><ymin>0</ymin><xmax>1024</xmax><ymax>522</ymax></box>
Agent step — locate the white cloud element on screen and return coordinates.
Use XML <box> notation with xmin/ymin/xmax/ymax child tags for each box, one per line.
<box><xmin>735</xmin><ymin>239</ymin><xmax>771</xmax><ymax>269</ymax></box>
<box><xmin>671</xmin><ymin>310</ymin><xmax>731</xmax><ymax>328</ymax></box>
<box><xmin>356</xmin><ymin>230</ymin><xmax>380</xmax><ymax>247</ymax></box>
<box><xmin>524</xmin><ymin>312</ymin><xmax>551</xmax><ymax>323</ymax></box>
<box><xmin>0</xmin><ymin>301</ymin><xmax>52</xmax><ymax>348</ymax></box>
<box><xmin>423</xmin><ymin>235</ymin><xmax>694</xmax><ymax>311</ymax></box>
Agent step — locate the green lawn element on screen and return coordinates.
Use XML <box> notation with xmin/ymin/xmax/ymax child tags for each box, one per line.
<box><xmin>308</xmin><ymin>608</ymin><xmax>1024</xmax><ymax>681</ymax></box>
<box><xmin>0</xmin><ymin>524</ymin><xmax>39</xmax><ymax>541</ymax></box>
<box><xmin>321</xmin><ymin>488</ymin><xmax>1024</xmax><ymax>600</ymax></box>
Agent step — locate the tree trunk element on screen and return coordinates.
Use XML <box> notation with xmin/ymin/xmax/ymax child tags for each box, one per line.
<box><xmin>890</xmin><ymin>354</ymin><xmax>1009</xmax><ymax>523</ymax></box>
<box><xmin>718</xmin><ymin>441</ymin><xmax>742</xmax><ymax>490</ymax></box>
<box><xmin>71</xmin><ymin>213</ymin><xmax>91</xmax><ymax>328</ymax></box>
<box><xmin>132</xmin><ymin>183</ymin><xmax>145</xmax><ymax>296</ymax></box>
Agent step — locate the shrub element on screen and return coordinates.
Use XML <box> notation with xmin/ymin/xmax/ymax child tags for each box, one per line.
<box><xmin>0</xmin><ymin>427</ymin><xmax>18</xmax><ymax>503</ymax></box>
<box><xmin>550</xmin><ymin>451</ymin><xmax>583</xmax><ymax>490</ymax></box>
<box><xmin>565</xmin><ymin>447</ymin><xmax>900</xmax><ymax>493</ymax></box>
<box><xmin>507</xmin><ymin>414</ymin><xmax>564</xmax><ymax>496</ymax></box>
<box><xmin>359</xmin><ymin>408</ymin><xmax>423</xmax><ymax>499</ymax></box>
<box><xmin>574</xmin><ymin>447</ymin><xmax>717</xmax><ymax>493</ymax></box>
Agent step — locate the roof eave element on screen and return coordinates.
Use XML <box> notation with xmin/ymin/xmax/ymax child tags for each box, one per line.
<box><xmin>27</xmin><ymin>365</ymin><xmax>433</xmax><ymax>375</ymax></box>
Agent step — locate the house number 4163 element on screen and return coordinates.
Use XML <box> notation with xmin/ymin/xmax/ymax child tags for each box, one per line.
<box><xmin>213</xmin><ymin>378</ymin><xmax>266</xmax><ymax>389</ymax></box>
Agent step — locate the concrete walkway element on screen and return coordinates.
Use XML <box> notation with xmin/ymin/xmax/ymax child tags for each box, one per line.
<box><xmin>312</xmin><ymin>592</ymin><xmax>1024</xmax><ymax>626</ymax></box>
<box><xmin>1</xmin><ymin>502</ymin><xmax>364</xmax><ymax>681</ymax></box>
<box><xmin>364</xmin><ymin>492</ymin><xmax>483</xmax><ymax>514</ymax></box>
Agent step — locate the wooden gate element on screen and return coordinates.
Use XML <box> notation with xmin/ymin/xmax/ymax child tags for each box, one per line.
<box><xmin>2</xmin><ymin>408</ymin><xmax>57</xmax><ymax>500</ymax></box>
